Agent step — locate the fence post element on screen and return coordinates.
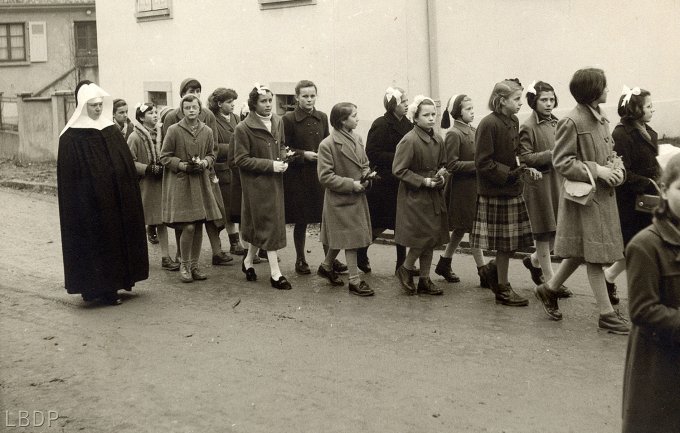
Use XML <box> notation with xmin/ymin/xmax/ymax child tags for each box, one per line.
<box><xmin>15</xmin><ymin>92</ymin><xmax>31</xmax><ymax>161</ymax></box>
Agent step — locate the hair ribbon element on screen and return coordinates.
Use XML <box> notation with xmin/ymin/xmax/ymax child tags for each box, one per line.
<box><xmin>446</xmin><ymin>94</ymin><xmax>459</xmax><ymax>113</ymax></box>
<box><xmin>253</xmin><ymin>82</ymin><xmax>270</xmax><ymax>96</ymax></box>
<box><xmin>385</xmin><ymin>87</ymin><xmax>403</xmax><ymax>105</ymax></box>
<box><xmin>621</xmin><ymin>85</ymin><xmax>641</xmax><ymax>107</ymax></box>
<box><xmin>526</xmin><ymin>80</ymin><xmax>537</xmax><ymax>96</ymax></box>
<box><xmin>135</xmin><ymin>102</ymin><xmax>149</xmax><ymax>112</ymax></box>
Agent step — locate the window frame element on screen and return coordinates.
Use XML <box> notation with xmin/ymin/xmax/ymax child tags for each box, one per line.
<box><xmin>0</xmin><ymin>22</ymin><xmax>28</xmax><ymax>65</ymax></box>
<box><xmin>136</xmin><ymin>0</ymin><xmax>173</xmax><ymax>22</ymax></box>
<box><xmin>258</xmin><ymin>0</ymin><xmax>316</xmax><ymax>10</ymax></box>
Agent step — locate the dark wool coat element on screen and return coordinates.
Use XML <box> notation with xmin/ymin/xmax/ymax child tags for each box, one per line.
<box><xmin>622</xmin><ymin>216</ymin><xmax>680</xmax><ymax>433</ymax></box>
<box><xmin>162</xmin><ymin>105</ymin><xmax>226</xmax><ymax>227</ymax></box>
<box><xmin>519</xmin><ymin>112</ymin><xmax>561</xmax><ymax>235</ymax></box>
<box><xmin>475</xmin><ymin>112</ymin><xmax>523</xmax><ymax>197</ymax></box>
<box><xmin>553</xmin><ymin>104</ymin><xmax>623</xmax><ymax>263</ymax></box>
<box><xmin>57</xmin><ymin>126</ymin><xmax>148</xmax><ymax>296</ymax></box>
<box><xmin>393</xmin><ymin>127</ymin><xmax>450</xmax><ymax>249</ymax></box>
<box><xmin>160</xmin><ymin>118</ymin><xmax>222</xmax><ymax>225</ymax></box>
<box><xmin>234</xmin><ymin>113</ymin><xmax>287</xmax><ymax>250</ymax></box>
<box><xmin>116</xmin><ymin>118</ymin><xmax>134</xmax><ymax>141</ymax></box>
<box><xmin>443</xmin><ymin>120</ymin><xmax>477</xmax><ymax>231</ymax></box>
<box><xmin>282</xmin><ymin>106</ymin><xmax>329</xmax><ymax>224</ymax></box>
<box><xmin>317</xmin><ymin>129</ymin><xmax>372</xmax><ymax>250</ymax></box>
<box><xmin>128</xmin><ymin>122</ymin><xmax>164</xmax><ymax>225</ymax></box>
<box><xmin>214</xmin><ymin>112</ymin><xmax>239</xmax><ymax>224</ymax></box>
<box><xmin>365</xmin><ymin>112</ymin><xmax>413</xmax><ymax>230</ymax></box>
<box><xmin>613</xmin><ymin>122</ymin><xmax>661</xmax><ymax>246</ymax></box>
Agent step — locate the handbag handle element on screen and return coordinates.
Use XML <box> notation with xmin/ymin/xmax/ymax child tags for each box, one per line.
<box><xmin>583</xmin><ymin>164</ymin><xmax>595</xmax><ymax>188</ymax></box>
<box><xmin>648</xmin><ymin>178</ymin><xmax>662</xmax><ymax>195</ymax></box>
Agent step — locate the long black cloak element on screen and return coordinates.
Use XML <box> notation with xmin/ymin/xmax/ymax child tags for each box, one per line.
<box><xmin>57</xmin><ymin>125</ymin><xmax>149</xmax><ymax>296</ymax></box>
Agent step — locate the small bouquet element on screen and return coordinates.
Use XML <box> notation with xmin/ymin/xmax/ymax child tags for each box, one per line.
<box><xmin>606</xmin><ymin>151</ymin><xmax>624</xmax><ymax>171</ymax></box>
<box><xmin>282</xmin><ymin>146</ymin><xmax>297</xmax><ymax>164</ymax></box>
<box><xmin>185</xmin><ymin>154</ymin><xmax>205</xmax><ymax>175</ymax></box>
<box><xmin>360</xmin><ymin>166</ymin><xmax>381</xmax><ymax>183</ymax></box>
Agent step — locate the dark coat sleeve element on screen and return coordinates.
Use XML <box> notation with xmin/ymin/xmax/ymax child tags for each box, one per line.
<box><xmin>626</xmin><ymin>234</ymin><xmax>680</xmax><ymax>347</ymax></box>
<box><xmin>445</xmin><ymin>130</ymin><xmax>475</xmax><ymax>174</ymax></box>
<box><xmin>613</xmin><ymin>128</ymin><xmax>652</xmax><ymax>194</ymax></box>
<box><xmin>475</xmin><ymin>118</ymin><xmax>511</xmax><ymax>185</ymax></box>
<box><xmin>366</xmin><ymin>118</ymin><xmax>393</xmax><ymax>168</ymax></box>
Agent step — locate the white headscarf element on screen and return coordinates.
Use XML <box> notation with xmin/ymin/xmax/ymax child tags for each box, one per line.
<box><xmin>406</xmin><ymin>95</ymin><xmax>436</xmax><ymax>121</ymax></box>
<box><xmin>60</xmin><ymin>83</ymin><xmax>114</xmax><ymax>136</ymax></box>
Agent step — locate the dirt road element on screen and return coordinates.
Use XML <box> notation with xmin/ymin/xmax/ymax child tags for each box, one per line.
<box><xmin>0</xmin><ymin>188</ymin><xmax>627</xmax><ymax>433</ymax></box>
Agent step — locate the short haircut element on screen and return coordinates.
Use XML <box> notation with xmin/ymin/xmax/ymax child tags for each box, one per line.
<box><xmin>180</xmin><ymin>94</ymin><xmax>202</xmax><ymax>114</ymax></box>
<box><xmin>208</xmin><ymin>87</ymin><xmax>239</xmax><ymax>114</ymax></box>
<box><xmin>488</xmin><ymin>78</ymin><xmax>523</xmax><ymax>113</ymax></box>
<box><xmin>74</xmin><ymin>80</ymin><xmax>93</xmax><ymax>106</ymax></box>
<box><xmin>618</xmin><ymin>89</ymin><xmax>651</xmax><ymax>123</ymax></box>
<box><xmin>247</xmin><ymin>86</ymin><xmax>273</xmax><ymax>111</ymax></box>
<box><xmin>526</xmin><ymin>81</ymin><xmax>558</xmax><ymax>111</ymax></box>
<box><xmin>569</xmin><ymin>68</ymin><xmax>607</xmax><ymax>105</ymax></box>
<box><xmin>112</xmin><ymin>98</ymin><xmax>128</xmax><ymax>113</ymax></box>
<box><xmin>135</xmin><ymin>102</ymin><xmax>155</xmax><ymax>123</ymax></box>
<box><xmin>295</xmin><ymin>80</ymin><xmax>317</xmax><ymax>96</ymax></box>
<box><xmin>180</xmin><ymin>79</ymin><xmax>201</xmax><ymax>97</ymax></box>
<box><xmin>330</xmin><ymin>102</ymin><xmax>357</xmax><ymax>129</ymax></box>
<box><xmin>383</xmin><ymin>87</ymin><xmax>405</xmax><ymax>113</ymax></box>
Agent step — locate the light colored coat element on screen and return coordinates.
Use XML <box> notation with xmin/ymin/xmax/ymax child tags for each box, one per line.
<box><xmin>128</xmin><ymin>121</ymin><xmax>163</xmax><ymax>225</ymax></box>
<box><xmin>160</xmin><ymin>118</ymin><xmax>222</xmax><ymax>225</ymax></box>
<box><xmin>552</xmin><ymin>104</ymin><xmax>623</xmax><ymax>263</ymax></box>
<box><xmin>519</xmin><ymin>111</ymin><xmax>561</xmax><ymax>235</ymax></box>
<box><xmin>233</xmin><ymin>113</ymin><xmax>287</xmax><ymax>250</ymax></box>
<box><xmin>317</xmin><ymin>129</ymin><xmax>372</xmax><ymax>250</ymax></box>
<box><xmin>393</xmin><ymin>127</ymin><xmax>450</xmax><ymax>249</ymax></box>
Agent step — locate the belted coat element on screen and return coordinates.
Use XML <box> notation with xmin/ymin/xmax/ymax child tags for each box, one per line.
<box><xmin>317</xmin><ymin>129</ymin><xmax>372</xmax><ymax>250</ymax></box>
<box><xmin>233</xmin><ymin>113</ymin><xmax>287</xmax><ymax>250</ymax></box>
<box><xmin>393</xmin><ymin>126</ymin><xmax>449</xmax><ymax>249</ymax></box>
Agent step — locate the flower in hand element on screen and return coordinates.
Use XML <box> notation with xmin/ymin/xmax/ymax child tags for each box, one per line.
<box><xmin>282</xmin><ymin>146</ymin><xmax>297</xmax><ymax>163</ymax></box>
<box><xmin>360</xmin><ymin>167</ymin><xmax>381</xmax><ymax>183</ymax></box>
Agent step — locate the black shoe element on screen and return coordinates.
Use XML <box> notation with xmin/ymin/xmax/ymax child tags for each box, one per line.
<box><xmin>396</xmin><ymin>266</ymin><xmax>417</xmax><ymax>296</ymax></box>
<box><xmin>212</xmin><ymin>251</ymin><xmax>234</xmax><ymax>265</ymax></box>
<box><xmin>241</xmin><ymin>257</ymin><xmax>257</xmax><ymax>281</ymax></box>
<box><xmin>555</xmin><ymin>285</ymin><xmax>573</xmax><ymax>299</ymax></box>
<box><xmin>417</xmin><ymin>278</ymin><xmax>443</xmax><ymax>295</ymax></box>
<box><xmin>434</xmin><ymin>256</ymin><xmax>460</xmax><ymax>283</ymax></box>
<box><xmin>522</xmin><ymin>256</ymin><xmax>545</xmax><ymax>285</ymax></box>
<box><xmin>477</xmin><ymin>266</ymin><xmax>489</xmax><ymax>289</ymax></box>
<box><xmin>317</xmin><ymin>264</ymin><xmax>344</xmax><ymax>286</ymax></box>
<box><xmin>534</xmin><ymin>283</ymin><xmax>562</xmax><ymax>320</ymax></box>
<box><xmin>270</xmin><ymin>275</ymin><xmax>292</xmax><ymax>290</ymax></box>
<box><xmin>295</xmin><ymin>258</ymin><xmax>311</xmax><ymax>275</ymax></box>
<box><xmin>147</xmin><ymin>232</ymin><xmax>159</xmax><ymax>245</ymax></box>
<box><xmin>333</xmin><ymin>259</ymin><xmax>348</xmax><ymax>274</ymax></box>
<box><xmin>357</xmin><ymin>258</ymin><xmax>372</xmax><ymax>274</ymax></box>
<box><xmin>606</xmin><ymin>280</ymin><xmax>620</xmax><ymax>305</ymax></box>
<box><xmin>258</xmin><ymin>249</ymin><xmax>268</xmax><ymax>260</ymax></box>
<box><xmin>494</xmin><ymin>283</ymin><xmax>529</xmax><ymax>307</ymax></box>
<box><xmin>349</xmin><ymin>280</ymin><xmax>374</xmax><ymax>296</ymax></box>
<box><xmin>478</xmin><ymin>260</ymin><xmax>498</xmax><ymax>291</ymax></box>
<box><xmin>100</xmin><ymin>292</ymin><xmax>122</xmax><ymax>306</ymax></box>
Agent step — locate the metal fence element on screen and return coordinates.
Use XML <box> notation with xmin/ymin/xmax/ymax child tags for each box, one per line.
<box><xmin>0</xmin><ymin>95</ymin><xmax>19</xmax><ymax>132</ymax></box>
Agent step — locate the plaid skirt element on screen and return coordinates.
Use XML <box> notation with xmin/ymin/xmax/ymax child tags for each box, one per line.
<box><xmin>470</xmin><ymin>195</ymin><xmax>534</xmax><ymax>252</ymax></box>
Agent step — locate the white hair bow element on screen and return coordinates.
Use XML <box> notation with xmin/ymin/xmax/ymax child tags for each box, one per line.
<box><xmin>385</xmin><ymin>87</ymin><xmax>403</xmax><ymax>105</ymax></box>
<box><xmin>526</xmin><ymin>80</ymin><xmax>537</xmax><ymax>95</ymax></box>
<box><xmin>253</xmin><ymin>82</ymin><xmax>270</xmax><ymax>96</ymax></box>
<box><xmin>135</xmin><ymin>102</ymin><xmax>149</xmax><ymax>112</ymax></box>
<box><xmin>447</xmin><ymin>94</ymin><xmax>459</xmax><ymax>113</ymax></box>
<box><xmin>621</xmin><ymin>85</ymin><xmax>641</xmax><ymax>107</ymax></box>
<box><xmin>407</xmin><ymin>94</ymin><xmax>435</xmax><ymax>121</ymax></box>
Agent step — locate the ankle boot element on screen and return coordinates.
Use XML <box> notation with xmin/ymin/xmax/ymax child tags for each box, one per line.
<box><xmin>228</xmin><ymin>233</ymin><xmax>245</xmax><ymax>255</ymax></box>
<box><xmin>434</xmin><ymin>256</ymin><xmax>460</xmax><ymax>283</ymax></box>
<box><xmin>179</xmin><ymin>262</ymin><xmax>193</xmax><ymax>283</ymax></box>
<box><xmin>494</xmin><ymin>283</ymin><xmax>529</xmax><ymax>307</ymax></box>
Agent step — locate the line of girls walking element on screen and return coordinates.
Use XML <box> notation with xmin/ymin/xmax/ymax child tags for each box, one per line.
<box><xmin>124</xmin><ymin>70</ymin><xmax>660</xmax><ymax>332</ymax></box>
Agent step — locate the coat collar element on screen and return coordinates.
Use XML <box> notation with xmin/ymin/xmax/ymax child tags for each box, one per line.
<box><xmin>533</xmin><ymin>111</ymin><xmax>558</xmax><ymax>126</ymax></box>
<box><xmin>578</xmin><ymin>103</ymin><xmax>609</xmax><ymax>125</ymax></box>
<box><xmin>216</xmin><ymin>112</ymin><xmax>237</xmax><ymax>131</ymax></box>
<box><xmin>293</xmin><ymin>105</ymin><xmax>322</xmax><ymax>122</ymax></box>
<box><xmin>244</xmin><ymin>112</ymin><xmax>280</xmax><ymax>136</ymax></box>
<box><xmin>331</xmin><ymin>128</ymin><xmax>363</xmax><ymax>168</ymax></box>
<box><xmin>453</xmin><ymin>119</ymin><xmax>474</xmax><ymax>135</ymax></box>
<box><xmin>620</xmin><ymin>121</ymin><xmax>657</xmax><ymax>148</ymax></box>
<box><xmin>413</xmin><ymin>125</ymin><xmax>435</xmax><ymax>143</ymax></box>
<box><xmin>177</xmin><ymin>117</ymin><xmax>206</xmax><ymax>135</ymax></box>
<box><xmin>384</xmin><ymin>111</ymin><xmax>413</xmax><ymax>133</ymax></box>
<box><xmin>653</xmin><ymin>217</ymin><xmax>680</xmax><ymax>256</ymax></box>
<box><xmin>493</xmin><ymin>111</ymin><xmax>519</xmax><ymax>128</ymax></box>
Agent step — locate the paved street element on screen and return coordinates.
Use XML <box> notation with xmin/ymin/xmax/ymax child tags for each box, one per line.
<box><xmin>0</xmin><ymin>188</ymin><xmax>628</xmax><ymax>433</ymax></box>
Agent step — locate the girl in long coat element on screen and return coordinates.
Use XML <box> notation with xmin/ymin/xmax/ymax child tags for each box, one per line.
<box><xmin>316</xmin><ymin>103</ymin><xmax>374</xmax><ymax>296</ymax></box>
<box><xmin>393</xmin><ymin>96</ymin><xmax>450</xmax><ymax>296</ymax></box>
<box><xmin>518</xmin><ymin>81</ymin><xmax>571</xmax><ymax>298</ymax></box>
<box><xmin>234</xmin><ymin>84</ymin><xmax>292</xmax><ymax>290</ymax></box>
<box><xmin>622</xmin><ymin>153</ymin><xmax>680</xmax><ymax>433</ymax></box>
<box><xmin>161</xmin><ymin>94</ymin><xmax>222</xmax><ymax>283</ymax></box>
<box><xmin>534</xmin><ymin>68</ymin><xmax>629</xmax><ymax>334</ymax></box>
<box><xmin>208</xmin><ymin>87</ymin><xmax>245</xmax><ymax>256</ymax></box>
<box><xmin>282</xmin><ymin>80</ymin><xmax>330</xmax><ymax>275</ymax></box>
<box><xmin>58</xmin><ymin>82</ymin><xmax>148</xmax><ymax>305</ymax></box>
<box><xmin>360</xmin><ymin>87</ymin><xmax>413</xmax><ymax>273</ymax></box>
<box><xmin>127</xmin><ymin>103</ymin><xmax>179</xmax><ymax>271</ymax></box>
<box><xmin>434</xmin><ymin>94</ymin><xmax>489</xmax><ymax>287</ymax></box>
<box><xmin>604</xmin><ymin>87</ymin><xmax>661</xmax><ymax>305</ymax></box>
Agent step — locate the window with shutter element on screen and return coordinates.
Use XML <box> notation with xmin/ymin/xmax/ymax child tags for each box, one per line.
<box><xmin>0</xmin><ymin>23</ymin><xmax>27</xmax><ymax>62</ymax></box>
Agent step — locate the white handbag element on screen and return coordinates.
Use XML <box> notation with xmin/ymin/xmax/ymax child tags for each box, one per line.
<box><xmin>563</xmin><ymin>164</ymin><xmax>596</xmax><ymax>206</ymax></box>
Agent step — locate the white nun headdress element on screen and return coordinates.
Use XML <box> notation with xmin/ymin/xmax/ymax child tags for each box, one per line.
<box><xmin>60</xmin><ymin>83</ymin><xmax>114</xmax><ymax>136</ymax></box>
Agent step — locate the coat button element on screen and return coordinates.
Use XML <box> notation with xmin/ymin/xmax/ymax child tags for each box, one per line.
<box><xmin>604</xmin><ymin>137</ymin><xmax>609</xmax><ymax>142</ymax></box>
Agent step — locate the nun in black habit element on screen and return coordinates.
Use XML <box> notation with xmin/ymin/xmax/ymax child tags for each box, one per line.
<box><xmin>57</xmin><ymin>81</ymin><xmax>148</xmax><ymax>305</ymax></box>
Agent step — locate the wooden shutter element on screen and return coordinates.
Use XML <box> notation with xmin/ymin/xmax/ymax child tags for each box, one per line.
<box><xmin>29</xmin><ymin>21</ymin><xmax>47</xmax><ymax>62</ymax></box>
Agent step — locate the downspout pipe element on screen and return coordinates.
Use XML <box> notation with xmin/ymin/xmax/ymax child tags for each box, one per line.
<box><xmin>426</xmin><ymin>0</ymin><xmax>441</xmax><ymax>131</ymax></box>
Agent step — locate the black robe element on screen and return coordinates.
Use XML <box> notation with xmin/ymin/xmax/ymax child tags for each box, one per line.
<box><xmin>57</xmin><ymin>125</ymin><xmax>149</xmax><ymax>296</ymax></box>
